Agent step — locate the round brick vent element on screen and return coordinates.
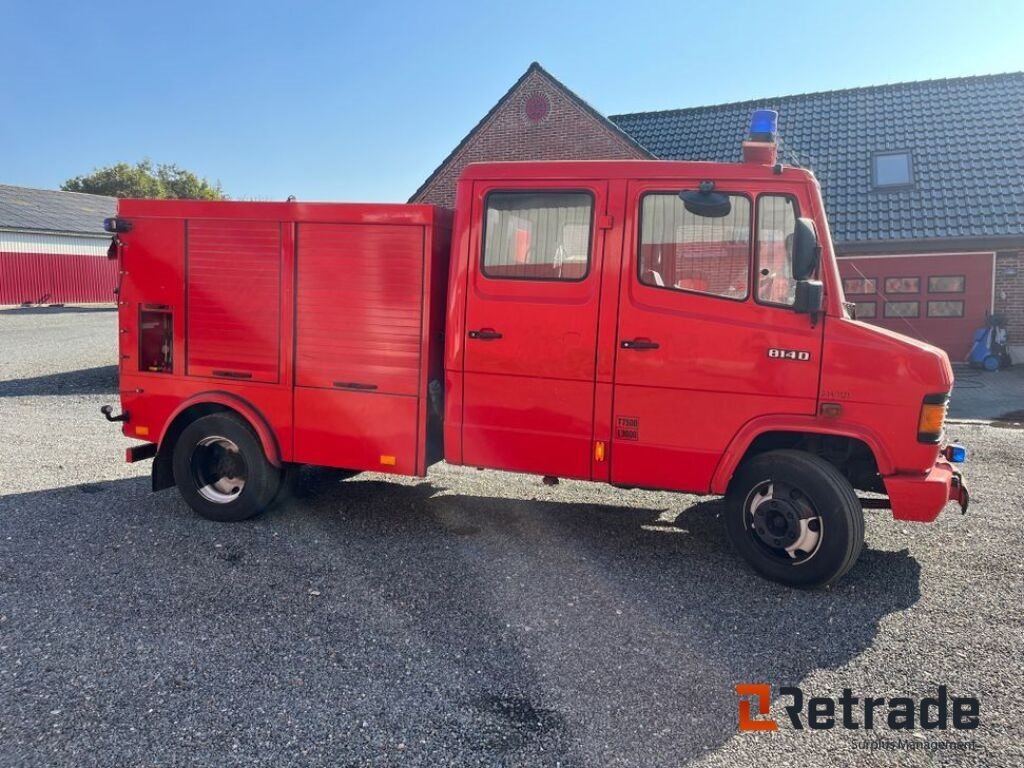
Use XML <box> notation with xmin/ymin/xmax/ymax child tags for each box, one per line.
<box><xmin>524</xmin><ymin>92</ymin><xmax>550</xmax><ymax>122</ymax></box>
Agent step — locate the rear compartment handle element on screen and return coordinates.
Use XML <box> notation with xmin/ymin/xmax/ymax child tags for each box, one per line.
<box><xmin>468</xmin><ymin>329</ymin><xmax>503</xmax><ymax>340</ymax></box>
<box><xmin>621</xmin><ymin>338</ymin><xmax>660</xmax><ymax>350</ymax></box>
<box><xmin>212</xmin><ymin>370</ymin><xmax>253</xmax><ymax>380</ymax></box>
<box><xmin>333</xmin><ymin>381</ymin><xmax>379</xmax><ymax>391</ymax></box>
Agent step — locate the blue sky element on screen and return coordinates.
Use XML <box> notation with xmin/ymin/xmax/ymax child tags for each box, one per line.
<box><xmin>2</xmin><ymin>0</ymin><xmax>1022</xmax><ymax>202</ymax></box>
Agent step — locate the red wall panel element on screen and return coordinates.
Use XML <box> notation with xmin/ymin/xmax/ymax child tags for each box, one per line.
<box><xmin>838</xmin><ymin>252</ymin><xmax>994</xmax><ymax>361</ymax></box>
<box><xmin>0</xmin><ymin>252</ymin><xmax>117</xmax><ymax>305</ymax></box>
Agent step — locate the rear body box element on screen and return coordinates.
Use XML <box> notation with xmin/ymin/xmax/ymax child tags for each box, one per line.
<box><xmin>115</xmin><ymin>200</ymin><xmax>452</xmax><ymax>476</ymax></box>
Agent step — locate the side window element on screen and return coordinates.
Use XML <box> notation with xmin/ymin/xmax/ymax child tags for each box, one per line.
<box><xmin>482</xmin><ymin>191</ymin><xmax>593</xmax><ymax>281</ymax></box>
<box><xmin>639</xmin><ymin>193</ymin><xmax>751</xmax><ymax>299</ymax></box>
<box><xmin>756</xmin><ymin>195</ymin><xmax>798</xmax><ymax>306</ymax></box>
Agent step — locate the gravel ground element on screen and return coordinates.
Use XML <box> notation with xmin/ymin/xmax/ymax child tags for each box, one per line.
<box><xmin>0</xmin><ymin>308</ymin><xmax>1021</xmax><ymax>767</ymax></box>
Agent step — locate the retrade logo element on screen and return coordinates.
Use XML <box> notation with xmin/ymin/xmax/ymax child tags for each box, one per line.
<box><xmin>736</xmin><ymin>684</ymin><xmax>980</xmax><ymax>732</ymax></box>
<box><xmin>736</xmin><ymin>684</ymin><xmax>779</xmax><ymax>731</ymax></box>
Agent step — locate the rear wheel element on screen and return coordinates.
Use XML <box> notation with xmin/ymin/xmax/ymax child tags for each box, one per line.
<box><xmin>724</xmin><ymin>449</ymin><xmax>864</xmax><ymax>588</ymax></box>
<box><xmin>172</xmin><ymin>413</ymin><xmax>282</xmax><ymax>522</ymax></box>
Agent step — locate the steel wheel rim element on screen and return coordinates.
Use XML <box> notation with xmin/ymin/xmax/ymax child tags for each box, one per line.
<box><xmin>744</xmin><ymin>480</ymin><xmax>823</xmax><ymax>565</ymax></box>
<box><xmin>191</xmin><ymin>436</ymin><xmax>247</xmax><ymax>504</ymax></box>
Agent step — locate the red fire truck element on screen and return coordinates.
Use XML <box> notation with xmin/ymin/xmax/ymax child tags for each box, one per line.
<box><xmin>101</xmin><ymin>111</ymin><xmax>968</xmax><ymax>587</ymax></box>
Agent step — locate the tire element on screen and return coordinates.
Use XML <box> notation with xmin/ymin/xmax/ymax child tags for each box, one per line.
<box><xmin>172</xmin><ymin>412</ymin><xmax>282</xmax><ymax>522</ymax></box>
<box><xmin>724</xmin><ymin>449</ymin><xmax>864</xmax><ymax>588</ymax></box>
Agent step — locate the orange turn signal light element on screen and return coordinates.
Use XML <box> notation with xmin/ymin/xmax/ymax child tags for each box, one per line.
<box><xmin>918</xmin><ymin>395</ymin><xmax>948</xmax><ymax>443</ymax></box>
<box><xmin>379</xmin><ymin>455</ymin><xmax>396</xmax><ymax>467</ymax></box>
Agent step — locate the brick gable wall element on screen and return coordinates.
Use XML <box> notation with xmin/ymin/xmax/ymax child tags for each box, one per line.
<box><xmin>411</xmin><ymin>69</ymin><xmax>648</xmax><ymax>208</ymax></box>
<box><xmin>994</xmin><ymin>251</ymin><xmax>1024</xmax><ymax>359</ymax></box>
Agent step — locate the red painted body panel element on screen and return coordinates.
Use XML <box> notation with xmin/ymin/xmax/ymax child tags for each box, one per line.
<box><xmin>0</xmin><ymin>251</ymin><xmax>117</xmax><ymax>305</ymax></box>
<box><xmin>884</xmin><ymin>460</ymin><xmax>960</xmax><ymax>523</ymax></box>
<box><xmin>112</xmin><ymin>159</ymin><xmax>959</xmax><ymax>526</ymax></box>
<box><xmin>818</xmin><ymin>317</ymin><xmax>953</xmax><ymax>474</ymax></box>
<box><xmin>292</xmin><ymin>388</ymin><xmax>419</xmax><ymax>474</ymax></box>
<box><xmin>121</xmin><ymin>380</ymin><xmax>290</xmax><ymax>465</ymax></box>
<box><xmin>837</xmin><ymin>252</ymin><xmax>994</xmax><ymax>361</ymax></box>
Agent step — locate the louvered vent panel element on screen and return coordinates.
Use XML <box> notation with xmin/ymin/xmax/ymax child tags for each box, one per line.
<box><xmin>296</xmin><ymin>223</ymin><xmax>424</xmax><ymax>395</ymax></box>
<box><xmin>186</xmin><ymin>220</ymin><xmax>281</xmax><ymax>383</ymax></box>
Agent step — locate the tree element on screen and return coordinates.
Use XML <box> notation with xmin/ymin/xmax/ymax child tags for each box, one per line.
<box><xmin>61</xmin><ymin>160</ymin><xmax>225</xmax><ymax>199</ymax></box>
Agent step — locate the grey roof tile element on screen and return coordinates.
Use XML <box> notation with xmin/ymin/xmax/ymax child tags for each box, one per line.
<box><xmin>0</xmin><ymin>184</ymin><xmax>115</xmax><ymax>235</ymax></box>
<box><xmin>610</xmin><ymin>72</ymin><xmax>1024</xmax><ymax>244</ymax></box>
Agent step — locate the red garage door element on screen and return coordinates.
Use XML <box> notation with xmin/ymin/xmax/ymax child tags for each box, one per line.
<box><xmin>838</xmin><ymin>252</ymin><xmax>994</xmax><ymax>361</ymax></box>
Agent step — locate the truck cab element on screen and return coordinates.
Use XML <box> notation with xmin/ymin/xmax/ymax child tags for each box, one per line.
<box><xmin>104</xmin><ymin>111</ymin><xmax>967</xmax><ymax>588</ymax></box>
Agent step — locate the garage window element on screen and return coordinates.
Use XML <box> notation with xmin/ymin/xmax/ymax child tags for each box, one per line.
<box><xmin>928</xmin><ymin>275</ymin><xmax>966</xmax><ymax>293</ymax></box>
<box><xmin>927</xmin><ymin>300</ymin><xmax>965</xmax><ymax>318</ymax></box>
<box><xmin>884</xmin><ymin>300</ymin><xmax>919</xmax><ymax>318</ymax></box>
<box><xmin>884</xmin><ymin>276</ymin><xmax>920</xmax><ymax>294</ymax></box>
<box><xmin>854</xmin><ymin>301</ymin><xmax>877</xmax><ymax>319</ymax></box>
<box><xmin>843</xmin><ymin>277</ymin><xmax>877</xmax><ymax>295</ymax></box>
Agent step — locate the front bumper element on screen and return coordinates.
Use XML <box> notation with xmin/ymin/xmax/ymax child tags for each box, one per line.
<box><xmin>884</xmin><ymin>460</ymin><xmax>969</xmax><ymax>523</ymax></box>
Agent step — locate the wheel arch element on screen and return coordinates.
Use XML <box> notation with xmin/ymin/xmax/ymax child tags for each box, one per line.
<box><xmin>152</xmin><ymin>392</ymin><xmax>282</xmax><ymax>492</ymax></box>
<box><xmin>711</xmin><ymin>416</ymin><xmax>893</xmax><ymax>495</ymax></box>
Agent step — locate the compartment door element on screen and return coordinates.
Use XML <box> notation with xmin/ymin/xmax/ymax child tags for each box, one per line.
<box><xmin>460</xmin><ymin>184</ymin><xmax>607</xmax><ymax>480</ymax></box>
<box><xmin>186</xmin><ymin>219</ymin><xmax>282</xmax><ymax>383</ymax></box>
<box><xmin>292</xmin><ymin>223</ymin><xmax>425</xmax><ymax>474</ymax></box>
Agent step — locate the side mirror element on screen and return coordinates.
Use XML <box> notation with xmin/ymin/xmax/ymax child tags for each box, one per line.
<box><xmin>792</xmin><ymin>217</ymin><xmax>820</xmax><ymax>281</ymax></box>
<box><xmin>794</xmin><ymin>280</ymin><xmax>824</xmax><ymax>314</ymax></box>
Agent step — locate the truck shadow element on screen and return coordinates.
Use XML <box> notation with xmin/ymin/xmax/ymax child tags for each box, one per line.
<box><xmin>0</xmin><ymin>365</ymin><xmax>118</xmax><ymax>397</ymax></box>
<box><xmin>1</xmin><ymin>474</ymin><xmax>920</xmax><ymax>766</ymax></box>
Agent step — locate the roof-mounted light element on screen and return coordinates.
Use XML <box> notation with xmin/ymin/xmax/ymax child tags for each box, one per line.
<box><xmin>103</xmin><ymin>216</ymin><xmax>132</xmax><ymax>233</ymax></box>
<box><xmin>749</xmin><ymin>109</ymin><xmax>778</xmax><ymax>142</ymax></box>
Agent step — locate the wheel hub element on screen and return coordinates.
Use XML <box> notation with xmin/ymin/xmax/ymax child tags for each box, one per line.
<box><xmin>747</xmin><ymin>482</ymin><xmax>822</xmax><ymax>561</ymax></box>
<box><xmin>751</xmin><ymin>499</ymin><xmax>802</xmax><ymax>549</ymax></box>
<box><xmin>191</xmin><ymin>436</ymin><xmax>247</xmax><ymax>504</ymax></box>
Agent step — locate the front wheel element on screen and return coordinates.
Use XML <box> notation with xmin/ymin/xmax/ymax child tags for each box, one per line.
<box><xmin>724</xmin><ymin>449</ymin><xmax>864</xmax><ymax>588</ymax></box>
<box><xmin>172</xmin><ymin>412</ymin><xmax>282</xmax><ymax>522</ymax></box>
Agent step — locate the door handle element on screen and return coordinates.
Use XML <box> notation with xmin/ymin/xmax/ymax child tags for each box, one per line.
<box><xmin>621</xmin><ymin>338</ymin><xmax>660</xmax><ymax>350</ymax></box>
<box><xmin>468</xmin><ymin>329</ymin><xmax>503</xmax><ymax>340</ymax></box>
<box><xmin>333</xmin><ymin>381</ymin><xmax>378</xmax><ymax>391</ymax></box>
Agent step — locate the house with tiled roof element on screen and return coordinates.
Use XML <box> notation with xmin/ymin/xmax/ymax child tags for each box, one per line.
<box><xmin>412</xmin><ymin>64</ymin><xmax>1024</xmax><ymax>360</ymax></box>
<box><xmin>0</xmin><ymin>184</ymin><xmax>116</xmax><ymax>305</ymax></box>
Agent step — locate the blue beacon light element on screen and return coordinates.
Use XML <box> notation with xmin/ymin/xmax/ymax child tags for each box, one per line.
<box><xmin>749</xmin><ymin>109</ymin><xmax>778</xmax><ymax>141</ymax></box>
<box><xmin>946</xmin><ymin>444</ymin><xmax>967</xmax><ymax>463</ymax></box>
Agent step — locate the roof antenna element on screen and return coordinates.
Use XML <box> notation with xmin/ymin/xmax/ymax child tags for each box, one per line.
<box><xmin>286</xmin><ymin>195</ymin><xmax>296</xmax><ymax>202</ymax></box>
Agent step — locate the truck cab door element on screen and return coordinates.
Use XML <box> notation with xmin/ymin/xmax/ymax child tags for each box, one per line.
<box><xmin>459</xmin><ymin>182</ymin><xmax>608</xmax><ymax>480</ymax></box>
<box><xmin>610</xmin><ymin>183</ymin><xmax>823</xmax><ymax>492</ymax></box>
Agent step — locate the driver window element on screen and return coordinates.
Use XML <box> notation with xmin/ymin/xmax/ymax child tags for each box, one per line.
<box><xmin>482</xmin><ymin>191</ymin><xmax>593</xmax><ymax>281</ymax></box>
<box><xmin>756</xmin><ymin>195</ymin><xmax>798</xmax><ymax>306</ymax></box>
<box><xmin>638</xmin><ymin>193</ymin><xmax>751</xmax><ymax>299</ymax></box>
